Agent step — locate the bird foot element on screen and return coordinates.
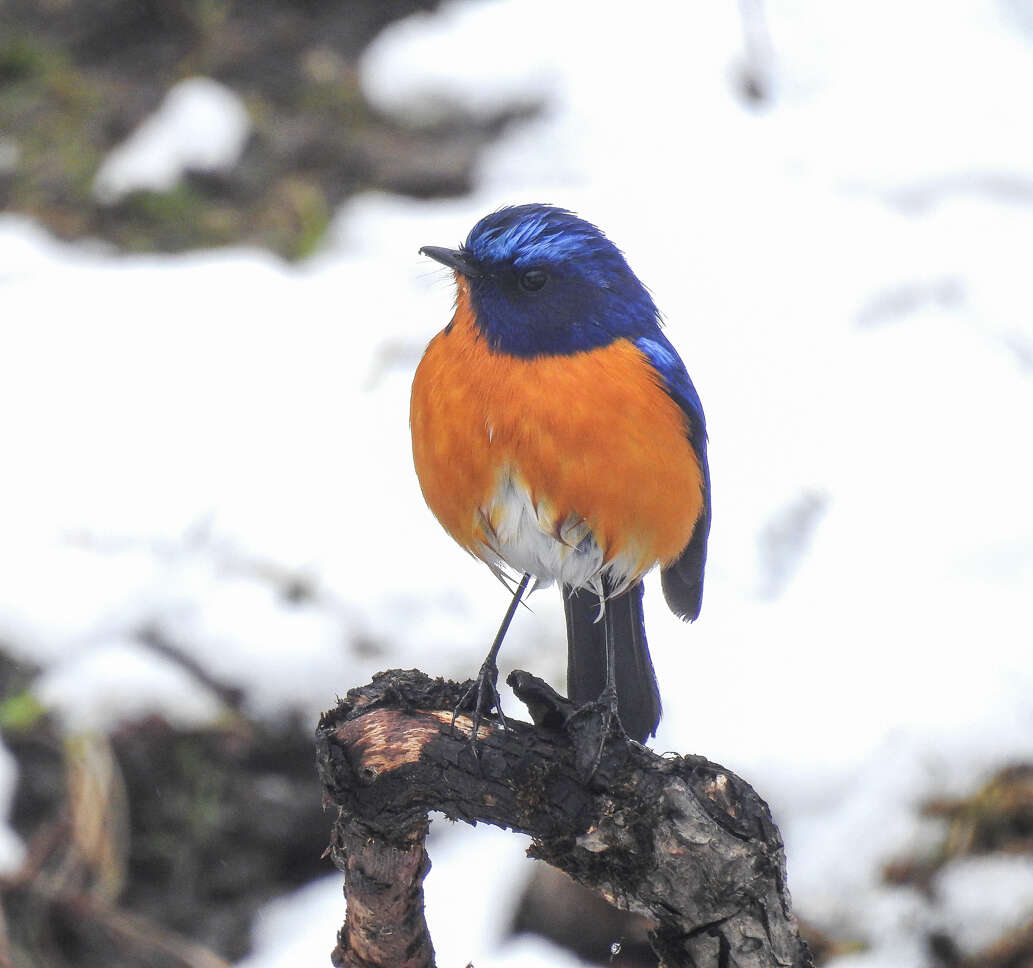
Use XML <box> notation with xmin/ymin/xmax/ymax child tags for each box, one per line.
<box><xmin>566</xmin><ymin>685</ymin><xmax>624</xmax><ymax>782</ymax></box>
<box><xmin>452</xmin><ymin>658</ymin><xmax>508</xmax><ymax>754</ymax></box>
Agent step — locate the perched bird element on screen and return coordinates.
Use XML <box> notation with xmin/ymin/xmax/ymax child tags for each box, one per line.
<box><xmin>410</xmin><ymin>204</ymin><xmax>710</xmax><ymax>744</ymax></box>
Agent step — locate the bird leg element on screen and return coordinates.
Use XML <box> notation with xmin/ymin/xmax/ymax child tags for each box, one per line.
<box><xmin>596</xmin><ymin>591</ymin><xmax>623</xmax><ymax>766</ymax></box>
<box><xmin>570</xmin><ymin>588</ymin><xmax>625</xmax><ymax>781</ymax></box>
<box><xmin>453</xmin><ymin>572</ymin><xmax>532</xmax><ymax>748</ymax></box>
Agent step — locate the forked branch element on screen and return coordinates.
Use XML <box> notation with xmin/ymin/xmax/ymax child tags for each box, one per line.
<box><xmin>316</xmin><ymin>669</ymin><xmax>813</xmax><ymax>968</ymax></box>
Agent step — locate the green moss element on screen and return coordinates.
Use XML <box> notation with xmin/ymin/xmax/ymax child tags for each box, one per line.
<box><xmin>0</xmin><ymin>34</ymin><xmax>109</xmax><ymax>211</ymax></box>
<box><xmin>295</xmin><ymin>79</ymin><xmax>370</xmax><ymax>126</ymax></box>
<box><xmin>174</xmin><ymin>740</ymin><xmax>226</xmax><ymax>832</ymax></box>
<box><xmin>258</xmin><ymin>177</ymin><xmax>331</xmax><ymax>261</ymax></box>
<box><xmin>191</xmin><ymin>0</ymin><xmax>232</xmax><ymax>36</ymax></box>
<box><xmin>112</xmin><ymin>185</ymin><xmax>241</xmax><ymax>252</ymax></box>
<box><xmin>0</xmin><ymin>37</ymin><xmax>51</xmax><ymax>82</ymax></box>
<box><xmin>124</xmin><ymin>184</ymin><xmax>209</xmax><ymax>224</ymax></box>
<box><xmin>0</xmin><ymin>691</ymin><xmax>46</xmax><ymax>732</ymax></box>
<box><xmin>286</xmin><ymin>182</ymin><xmax>331</xmax><ymax>261</ymax></box>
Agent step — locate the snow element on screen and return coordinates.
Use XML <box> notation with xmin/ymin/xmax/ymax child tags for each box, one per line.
<box><xmin>93</xmin><ymin>77</ymin><xmax>251</xmax><ymax>203</ymax></box>
<box><xmin>0</xmin><ymin>743</ymin><xmax>25</xmax><ymax>875</ymax></box>
<box><xmin>361</xmin><ymin>0</ymin><xmax>556</xmax><ymax>123</ymax></box>
<box><xmin>237</xmin><ymin>875</ymin><xmax>346</xmax><ymax>968</ymax></box>
<box><xmin>934</xmin><ymin>855</ymin><xmax>1033</xmax><ymax>955</ymax></box>
<box><xmin>240</xmin><ymin>825</ymin><xmax>586</xmax><ymax>968</ymax></box>
<box><xmin>2</xmin><ymin>1</ymin><xmax>1033</xmax><ymax>966</ymax></box>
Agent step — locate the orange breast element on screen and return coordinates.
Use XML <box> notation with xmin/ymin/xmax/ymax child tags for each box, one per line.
<box><xmin>410</xmin><ymin>279</ymin><xmax>705</xmax><ymax>579</ymax></box>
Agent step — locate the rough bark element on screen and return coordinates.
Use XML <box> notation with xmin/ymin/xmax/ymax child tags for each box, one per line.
<box><xmin>316</xmin><ymin>669</ymin><xmax>814</xmax><ymax>968</ymax></box>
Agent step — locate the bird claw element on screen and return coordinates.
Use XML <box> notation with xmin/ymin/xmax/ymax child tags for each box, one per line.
<box><xmin>452</xmin><ymin>659</ymin><xmax>508</xmax><ymax>753</ymax></box>
<box><xmin>567</xmin><ymin>685</ymin><xmax>623</xmax><ymax>782</ymax></box>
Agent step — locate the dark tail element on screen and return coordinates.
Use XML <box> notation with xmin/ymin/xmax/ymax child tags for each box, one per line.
<box><xmin>563</xmin><ymin>580</ymin><xmax>661</xmax><ymax>743</ymax></box>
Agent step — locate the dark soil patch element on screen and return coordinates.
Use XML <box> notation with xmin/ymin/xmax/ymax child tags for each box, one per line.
<box><xmin>1</xmin><ymin>650</ymin><xmax>331</xmax><ymax>966</ymax></box>
<box><xmin>0</xmin><ymin>0</ymin><xmax>539</xmax><ymax>258</ymax></box>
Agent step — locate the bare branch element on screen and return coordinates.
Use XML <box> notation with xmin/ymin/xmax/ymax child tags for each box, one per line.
<box><xmin>316</xmin><ymin>669</ymin><xmax>814</xmax><ymax>968</ymax></box>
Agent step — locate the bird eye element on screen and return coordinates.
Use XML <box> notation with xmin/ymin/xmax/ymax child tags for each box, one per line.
<box><xmin>518</xmin><ymin>268</ymin><xmax>548</xmax><ymax>292</ymax></box>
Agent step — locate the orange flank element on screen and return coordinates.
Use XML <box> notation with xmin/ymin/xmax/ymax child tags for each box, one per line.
<box><xmin>410</xmin><ymin>279</ymin><xmax>705</xmax><ymax>579</ymax></box>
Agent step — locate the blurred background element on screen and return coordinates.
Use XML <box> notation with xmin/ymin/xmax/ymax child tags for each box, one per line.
<box><xmin>2</xmin><ymin>1</ymin><xmax>1033</xmax><ymax>966</ymax></box>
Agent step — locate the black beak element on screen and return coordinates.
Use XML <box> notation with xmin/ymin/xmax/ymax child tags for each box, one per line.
<box><xmin>419</xmin><ymin>245</ymin><xmax>483</xmax><ymax>278</ymax></box>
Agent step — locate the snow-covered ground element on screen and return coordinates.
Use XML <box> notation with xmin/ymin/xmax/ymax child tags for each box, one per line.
<box><xmin>3</xmin><ymin>2</ymin><xmax>1033</xmax><ymax>966</ymax></box>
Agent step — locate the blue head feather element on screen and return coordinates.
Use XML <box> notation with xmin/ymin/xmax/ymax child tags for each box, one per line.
<box><xmin>458</xmin><ymin>204</ymin><xmax>662</xmax><ymax>357</ymax></box>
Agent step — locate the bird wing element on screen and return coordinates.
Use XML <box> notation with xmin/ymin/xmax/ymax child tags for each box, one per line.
<box><xmin>634</xmin><ymin>333</ymin><xmax>711</xmax><ymax>621</ymax></box>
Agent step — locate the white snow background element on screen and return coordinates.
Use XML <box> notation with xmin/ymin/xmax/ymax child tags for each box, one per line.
<box><xmin>3</xmin><ymin>1</ymin><xmax>1033</xmax><ymax>966</ymax></box>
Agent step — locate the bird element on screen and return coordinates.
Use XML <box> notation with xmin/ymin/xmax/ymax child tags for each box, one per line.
<box><xmin>410</xmin><ymin>204</ymin><xmax>710</xmax><ymax>746</ymax></box>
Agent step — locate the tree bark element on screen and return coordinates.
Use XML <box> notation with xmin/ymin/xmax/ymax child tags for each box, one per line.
<box><xmin>316</xmin><ymin>669</ymin><xmax>814</xmax><ymax>968</ymax></box>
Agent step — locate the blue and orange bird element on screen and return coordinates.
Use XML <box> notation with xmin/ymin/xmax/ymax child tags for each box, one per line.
<box><xmin>411</xmin><ymin>204</ymin><xmax>710</xmax><ymax>744</ymax></box>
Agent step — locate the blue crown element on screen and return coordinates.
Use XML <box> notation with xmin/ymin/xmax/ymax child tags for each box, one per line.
<box><xmin>458</xmin><ymin>204</ymin><xmax>661</xmax><ymax>358</ymax></box>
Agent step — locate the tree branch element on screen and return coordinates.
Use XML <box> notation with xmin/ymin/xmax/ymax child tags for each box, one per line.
<box><xmin>316</xmin><ymin>669</ymin><xmax>814</xmax><ymax>968</ymax></box>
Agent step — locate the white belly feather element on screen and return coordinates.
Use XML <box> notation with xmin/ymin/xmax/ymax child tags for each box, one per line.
<box><xmin>475</xmin><ymin>473</ymin><xmax>641</xmax><ymax>598</ymax></box>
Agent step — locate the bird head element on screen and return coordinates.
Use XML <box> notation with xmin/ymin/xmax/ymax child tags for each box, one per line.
<box><xmin>420</xmin><ymin>204</ymin><xmax>660</xmax><ymax>358</ymax></box>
